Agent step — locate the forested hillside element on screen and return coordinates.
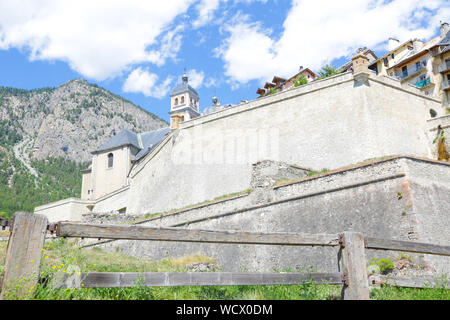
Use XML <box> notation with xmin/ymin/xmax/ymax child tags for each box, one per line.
<box><xmin>0</xmin><ymin>79</ymin><xmax>167</xmax><ymax>218</ymax></box>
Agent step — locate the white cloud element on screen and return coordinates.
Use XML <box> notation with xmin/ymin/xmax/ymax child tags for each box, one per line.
<box><xmin>192</xmin><ymin>0</ymin><xmax>267</xmax><ymax>28</ymax></box>
<box><xmin>123</xmin><ymin>67</ymin><xmax>173</xmax><ymax>99</ymax></box>
<box><xmin>187</xmin><ymin>69</ymin><xmax>205</xmax><ymax>88</ymax></box>
<box><xmin>217</xmin><ymin>0</ymin><xmax>450</xmax><ymax>84</ymax></box>
<box><xmin>0</xmin><ymin>0</ymin><xmax>195</xmax><ymax>80</ymax></box>
<box><xmin>193</xmin><ymin>0</ymin><xmax>221</xmax><ymax>28</ymax></box>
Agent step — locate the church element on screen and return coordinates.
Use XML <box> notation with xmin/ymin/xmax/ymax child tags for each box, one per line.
<box><xmin>81</xmin><ymin>72</ymin><xmax>225</xmax><ymax>202</ymax></box>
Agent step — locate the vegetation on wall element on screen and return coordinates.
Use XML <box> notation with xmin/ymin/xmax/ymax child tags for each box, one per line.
<box><xmin>293</xmin><ymin>74</ymin><xmax>308</xmax><ymax>87</ymax></box>
<box><xmin>317</xmin><ymin>64</ymin><xmax>341</xmax><ymax>79</ymax></box>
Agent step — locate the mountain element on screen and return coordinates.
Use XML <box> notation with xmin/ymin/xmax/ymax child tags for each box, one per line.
<box><xmin>0</xmin><ymin>79</ymin><xmax>168</xmax><ymax>218</ymax></box>
<box><xmin>0</xmin><ymin>79</ymin><xmax>168</xmax><ymax>163</ymax></box>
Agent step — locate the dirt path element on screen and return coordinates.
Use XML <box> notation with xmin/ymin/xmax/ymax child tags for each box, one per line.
<box><xmin>13</xmin><ymin>138</ymin><xmax>38</xmax><ymax>177</ymax></box>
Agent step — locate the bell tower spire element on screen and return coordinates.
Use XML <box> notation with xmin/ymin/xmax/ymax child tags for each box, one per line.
<box><xmin>169</xmin><ymin>70</ymin><xmax>201</xmax><ymax>129</ymax></box>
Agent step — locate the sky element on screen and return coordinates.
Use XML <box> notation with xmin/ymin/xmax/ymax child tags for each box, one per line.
<box><xmin>0</xmin><ymin>0</ymin><xmax>449</xmax><ymax>122</ymax></box>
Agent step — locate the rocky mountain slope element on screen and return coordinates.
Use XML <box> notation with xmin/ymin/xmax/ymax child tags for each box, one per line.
<box><xmin>0</xmin><ymin>79</ymin><xmax>168</xmax><ymax>217</ymax></box>
<box><xmin>0</xmin><ymin>79</ymin><xmax>168</xmax><ymax>163</ymax></box>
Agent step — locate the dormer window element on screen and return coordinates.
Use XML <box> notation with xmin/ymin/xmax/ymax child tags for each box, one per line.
<box><xmin>108</xmin><ymin>153</ymin><xmax>114</xmax><ymax>168</ymax></box>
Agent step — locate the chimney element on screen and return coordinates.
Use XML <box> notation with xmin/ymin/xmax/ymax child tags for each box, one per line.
<box><xmin>352</xmin><ymin>51</ymin><xmax>369</xmax><ymax>75</ymax></box>
<box><xmin>441</xmin><ymin>22</ymin><xmax>450</xmax><ymax>38</ymax></box>
<box><xmin>412</xmin><ymin>38</ymin><xmax>423</xmax><ymax>51</ymax></box>
<box><xmin>388</xmin><ymin>37</ymin><xmax>400</xmax><ymax>51</ymax></box>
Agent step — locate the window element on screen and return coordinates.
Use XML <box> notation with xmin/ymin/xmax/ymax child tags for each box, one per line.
<box><xmin>383</xmin><ymin>57</ymin><xmax>388</xmax><ymax>67</ymax></box>
<box><xmin>402</xmin><ymin>66</ymin><xmax>408</xmax><ymax>77</ymax></box>
<box><xmin>175</xmin><ymin>98</ymin><xmax>178</xmax><ymax>105</ymax></box>
<box><xmin>416</xmin><ymin>62</ymin><xmax>421</xmax><ymax>71</ymax></box>
<box><xmin>181</xmin><ymin>96</ymin><xmax>185</xmax><ymax>104</ymax></box>
<box><xmin>107</xmin><ymin>153</ymin><xmax>114</xmax><ymax>168</ymax></box>
<box><xmin>391</xmin><ymin>53</ymin><xmax>395</xmax><ymax>59</ymax></box>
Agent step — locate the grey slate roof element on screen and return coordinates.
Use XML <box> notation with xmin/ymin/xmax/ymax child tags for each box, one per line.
<box><xmin>94</xmin><ymin>129</ymin><xmax>140</xmax><ymax>153</ymax></box>
<box><xmin>170</xmin><ymin>83</ymin><xmax>199</xmax><ymax>97</ymax></box>
<box><xmin>439</xmin><ymin>31</ymin><xmax>450</xmax><ymax>46</ymax></box>
<box><xmin>134</xmin><ymin>127</ymin><xmax>171</xmax><ymax>160</ymax></box>
<box><xmin>93</xmin><ymin>127</ymin><xmax>170</xmax><ymax>162</ymax></box>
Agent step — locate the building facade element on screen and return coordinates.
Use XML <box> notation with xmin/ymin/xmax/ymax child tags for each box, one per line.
<box><xmin>369</xmin><ymin>22</ymin><xmax>450</xmax><ymax>109</ymax></box>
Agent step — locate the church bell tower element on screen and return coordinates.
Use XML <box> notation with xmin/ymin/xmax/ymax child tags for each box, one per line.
<box><xmin>169</xmin><ymin>72</ymin><xmax>201</xmax><ymax>129</ymax></box>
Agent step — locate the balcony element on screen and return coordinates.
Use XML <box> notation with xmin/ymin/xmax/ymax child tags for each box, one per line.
<box><xmin>395</xmin><ymin>65</ymin><xmax>426</xmax><ymax>82</ymax></box>
<box><xmin>414</xmin><ymin>77</ymin><xmax>432</xmax><ymax>89</ymax></box>
<box><xmin>438</xmin><ymin>62</ymin><xmax>450</xmax><ymax>74</ymax></box>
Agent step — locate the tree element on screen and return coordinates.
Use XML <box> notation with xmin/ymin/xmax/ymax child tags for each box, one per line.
<box><xmin>317</xmin><ymin>64</ymin><xmax>341</xmax><ymax>79</ymax></box>
<box><xmin>293</xmin><ymin>74</ymin><xmax>308</xmax><ymax>87</ymax></box>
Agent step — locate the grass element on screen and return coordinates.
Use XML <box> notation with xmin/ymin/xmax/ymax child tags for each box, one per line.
<box><xmin>274</xmin><ymin>169</ymin><xmax>330</xmax><ymax>186</ymax></box>
<box><xmin>0</xmin><ymin>239</ymin><xmax>449</xmax><ymax>300</ymax></box>
<box><xmin>126</xmin><ymin>189</ymin><xmax>252</xmax><ymax>224</ymax></box>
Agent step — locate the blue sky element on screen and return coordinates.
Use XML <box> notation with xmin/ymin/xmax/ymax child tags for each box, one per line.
<box><xmin>0</xmin><ymin>0</ymin><xmax>449</xmax><ymax>122</ymax></box>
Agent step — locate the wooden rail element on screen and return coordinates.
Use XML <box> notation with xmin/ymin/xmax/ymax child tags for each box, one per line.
<box><xmin>52</xmin><ymin>272</ymin><xmax>343</xmax><ymax>289</ymax></box>
<box><xmin>55</xmin><ymin>222</ymin><xmax>341</xmax><ymax>246</ymax></box>
<box><xmin>1</xmin><ymin>213</ymin><xmax>449</xmax><ymax>300</ymax></box>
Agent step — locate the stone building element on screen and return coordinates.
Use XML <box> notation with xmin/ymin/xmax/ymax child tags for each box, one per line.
<box><xmin>369</xmin><ymin>22</ymin><xmax>450</xmax><ymax>109</ymax></box>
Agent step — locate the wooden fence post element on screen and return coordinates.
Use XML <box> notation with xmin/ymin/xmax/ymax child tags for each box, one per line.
<box><xmin>0</xmin><ymin>212</ymin><xmax>48</xmax><ymax>299</ymax></box>
<box><xmin>339</xmin><ymin>231</ymin><xmax>370</xmax><ymax>300</ymax></box>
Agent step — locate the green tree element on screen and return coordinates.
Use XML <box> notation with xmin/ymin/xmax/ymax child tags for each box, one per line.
<box><xmin>293</xmin><ymin>74</ymin><xmax>308</xmax><ymax>87</ymax></box>
<box><xmin>317</xmin><ymin>64</ymin><xmax>341</xmax><ymax>79</ymax></box>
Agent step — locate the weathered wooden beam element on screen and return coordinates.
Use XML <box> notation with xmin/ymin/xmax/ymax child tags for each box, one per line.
<box><xmin>369</xmin><ymin>274</ymin><xmax>450</xmax><ymax>289</ymax></box>
<box><xmin>56</xmin><ymin>222</ymin><xmax>340</xmax><ymax>246</ymax></box>
<box><xmin>0</xmin><ymin>212</ymin><xmax>48</xmax><ymax>299</ymax></box>
<box><xmin>339</xmin><ymin>232</ymin><xmax>370</xmax><ymax>300</ymax></box>
<box><xmin>51</xmin><ymin>272</ymin><xmax>342</xmax><ymax>289</ymax></box>
<box><xmin>365</xmin><ymin>237</ymin><xmax>450</xmax><ymax>256</ymax></box>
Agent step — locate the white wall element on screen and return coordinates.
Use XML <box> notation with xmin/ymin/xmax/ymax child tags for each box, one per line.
<box><xmin>123</xmin><ymin>72</ymin><xmax>441</xmax><ymax>215</ymax></box>
<box><xmin>34</xmin><ymin>198</ymin><xmax>94</xmax><ymax>222</ymax></box>
<box><xmin>92</xmin><ymin>186</ymin><xmax>130</xmax><ymax>213</ymax></box>
<box><xmin>91</xmin><ymin>146</ymin><xmax>131</xmax><ymax>199</ymax></box>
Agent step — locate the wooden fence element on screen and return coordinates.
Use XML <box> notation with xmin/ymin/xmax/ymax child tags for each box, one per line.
<box><xmin>0</xmin><ymin>212</ymin><xmax>449</xmax><ymax>300</ymax></box>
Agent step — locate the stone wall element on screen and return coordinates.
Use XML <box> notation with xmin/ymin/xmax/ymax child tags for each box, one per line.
<box><xmin>34</xmin><ymin>198</ymin><xmax>94</xmax><ymax>222</ymax></box>
<box><xmin>427</xmin><ymin>115</ymin><xmax>450</xmax><ymax>160</ymax></box>
<box><xmin>83</xmin><ymin>157</ymin><xmax>450</xmax><ymax>275</ymax></box>
<box><xmin>121</xmin><ymin>72</ymin><xmax>441</xmax><ymax>216</ymax></box>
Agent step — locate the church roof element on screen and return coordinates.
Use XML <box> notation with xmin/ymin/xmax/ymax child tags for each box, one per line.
<box><xmin>94</xmin><ymin>129</ymin><xmax>140</xmax><ymax>153</ymax></box>
<box><xmin>134</xmin><ymin>127</ymin><xmax>171</xmax><ymax>161</ymax></box>
<box><xmin>170</xmin><ymin>83</ymin><xmax>199</xmax><ymax>97</ymax></box>
<box><xmin>93</xmin><ymin>127</ymin><xmax>170</xmax><ymax>159</ymax></box>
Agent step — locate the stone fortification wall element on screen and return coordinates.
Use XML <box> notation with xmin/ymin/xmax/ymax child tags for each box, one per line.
<box><xmin>84</xmin><ymin>157</ymin><xmax>450</xmax><ymax>276</ymax></box>
<box><xmin>92</xmin><ymin>185</ymin><xmax>129</xmax><ymax>213</ymax></box>
<box><xmin>34</xmin><ymin>198</ymin><xmax>94</xmax><ymax>222</ymax></box>
<box><xmin>122</xmin><ymin>72</ymin><xmax>441</xmax><ymax>216</ymax></box>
